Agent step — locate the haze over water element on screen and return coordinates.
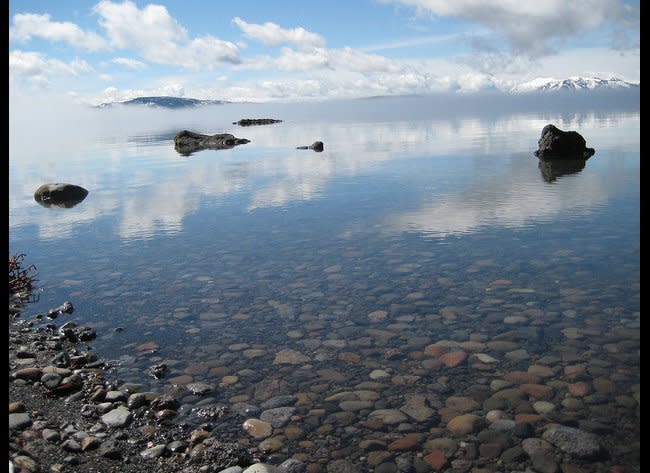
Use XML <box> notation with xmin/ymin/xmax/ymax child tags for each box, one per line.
<box><xmin>9</xmin><ymin>92</ymin><xmax>640</xmax><ymax>472</ymax></box>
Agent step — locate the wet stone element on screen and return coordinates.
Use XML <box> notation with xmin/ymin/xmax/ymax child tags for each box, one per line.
<box><xmin>140</xmin><ymin>444</ymin><xmax>166</xmax><ymax>459</ymax></box>
<box><xmin>479</xmin><ymin>442</ymin><xmax>502</xmax><ymax>459</ymax></box>
<box><xmin>447</xmin><ymin>414</ymin><xmax>483</xmax><ymax>435</ymax></box>
<box><xmin>274</xmin><ymin>348</ymin><xmax>310</xmax><ymax>365</ymax></box>
<box><xmin>399</xmin><ymin>394</ymin><xmax>434</xmax><ymax>422</ymax></box>
<box><xmin>243</xmin><ymin>465</ymin><xmax>283</xmax><ymax>473</ymax></box>
<box><xmin>533</xmin><ymin>401</ymin><xmax>556</xmax><ymax>414</ymax></box>
<box><xmin>100</xmin><ymin>406</ymin><xmax>132</xmax><ymax>428</ymax></box>
<box><xmin>12</xmin><ymin>367</ymin><xmax>42</xmax><ymax>381</ymax></box>
<box><xmin>542</xmin><ymin>426</ymin><xmax>603</xmax><ymax>459</ymax></box>
<box><xmin>186</xmin><ymin>382</ymin><xmax>213</xmax><ymax>395</ymax></box>
<box><xmin>368</xmin><ymin>409</ymin><xmax>409</xmax><ymax>425</ymax></box>
<box><xmin>278</xmin><ymin>458</ymin><xmax>307</xmax><ymax>473</ymax></box>
<box><xmin>500</xmin><ymin>445</ymin><xmax>527</xmax><ymax>463</ymax></box>
<box><xmin>104</xmin><ymin>390</ymin><xmax>127</xmax><ymax>402</ymax></box>
<box><xmin>340</xmin><ymin>400</ymin><xmax>374</xmax><ymax>412</ymax></box>
<box><xmin>325</xmin><ymin>460</ymin><xmax>358</xmax><ymax>473</ymax></box>
<box><xmin>424</xmin><ymin>437</ymin><xmax>458</xmax><ymax>457</ymax></box>
<box><xmin>80</xmin><ymin>436</ymin><xmax>101</xmax><ymax>451</ymax></box>
<box><xmin>258</xmin><ymin>435</ymin><xmax>285</xmax><ymax>453</ymax></box>
<box><xmin>42</xmin><ymin>428</ymin><xmax>61</xmax><ymax>442</ymax></box>
<box><xmin>439</xmin><ymin>351</ymin><xmax>468</xmax><ymax>368</ymax></box>
<box><xmin>488</xmin><ymin>419</ymin><xmax>516</xmax><ymax>432</ymax></box>
<box><xmin>166</xmin><ymin>440</ymin><xmax>188</xmax><ymax>453</ymax></box>
<box><xmin>260</xmin><ymin>407</ymin><xmax>296</xmax><ymax>428</ymax></box>
<box><xmin>260</xmin><ymin>395</ymin><xmax>297</xmax><ymax>409</ymax></box>
<box><xmin>41</xmin><ymin>372</ymin><xmax>62</xmax><ymax>389</ymax></box>
<box><xmin>61</xmin><ymin>439</ymin><xmax>82</xmax><ymax>452</ymax></box>
<box><xmin>127</xmin><ymin>392</ymin><xmax>149</xmax><ymax>409</ymax></box>
<box><xmin>445</xmin><ymin>396</ymin><xmax>479</xmax><ymax>413</ymax></box>
<box><xmin>242</xmin><ymin>418</ymin><xmax>273</xmax><ymax>439</ymax></box>
<box><xmin>423</xmin><ymin>450</ymin><xmax>449</xmax><ymax>470</ymax></box>
<box><xmin>472</xmin><ymin>353</ymin><xmax>498</xmax><ymax>364</ymax></box>
<box><xmin>9</xmin><ymin>413</ymin><xmax>32</xmax><ymax>430</ymax></box>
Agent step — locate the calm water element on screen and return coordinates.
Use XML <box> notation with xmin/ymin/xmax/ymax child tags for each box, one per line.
<box><xmin>9</xmin><ymin>96</ymin><xmax>640</xmax><ymax>470</ymax></box>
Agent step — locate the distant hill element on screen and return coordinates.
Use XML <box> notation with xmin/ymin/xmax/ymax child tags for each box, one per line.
<box><xmin>96</xmin><ymin>96</ymin><xmax>228</xmax><ymax>109</ymax></box>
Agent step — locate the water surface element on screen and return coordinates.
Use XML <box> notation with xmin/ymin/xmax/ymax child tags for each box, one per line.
<box><xmin>9</xmin><ymin>96</ymin><xmax>640</xmax><ymax>471</ymax></box>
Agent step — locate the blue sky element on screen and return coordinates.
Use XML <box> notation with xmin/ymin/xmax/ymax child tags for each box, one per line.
<box><xmin>8</xmin><ymin>0</ymin><xmax>640</xmax><ymax>104</ymax></box>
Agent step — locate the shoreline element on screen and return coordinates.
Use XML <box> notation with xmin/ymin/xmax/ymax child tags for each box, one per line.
<box><xmin>8</xmin><ymin>299</ymin><xmax>306</xmax><ymax>473</ymax></box>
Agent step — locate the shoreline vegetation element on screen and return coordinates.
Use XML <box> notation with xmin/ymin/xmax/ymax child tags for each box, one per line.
<box><xmin>8</xmin><ymin>253</ymin><xmax>298</xmax><ymax>473</ymax></box>
<box><xmin>8</xmin><ymin>253</ymin><xmax>38</xmax><ymax>309</ymax></box>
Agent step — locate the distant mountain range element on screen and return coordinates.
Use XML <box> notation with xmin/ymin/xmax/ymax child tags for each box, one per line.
<box><xmin>510</xmin><ymin>76</ymin><xmax>639</xmax><ymax>94</ymax></box>
<box><xmin>96</xmin><ymin>96</ymin><xmax>228</xmax><ymax>109</ymax></box>
<box><xmin>95</xmin><ymin>77</ymin><xmax>639</xmax><ymax>108</ymax></box>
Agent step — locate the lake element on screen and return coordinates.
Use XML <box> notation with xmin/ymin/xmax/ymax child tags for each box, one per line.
<box><xmin>9</xmin><ymin>94</ymin><xmax>640</xmax><ymax>472</ymax></box>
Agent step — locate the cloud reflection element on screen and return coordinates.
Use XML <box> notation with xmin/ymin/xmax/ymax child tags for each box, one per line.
<box><xmin>9</xmin><ymin>98</ymin><xmax>639</xmax><ymax>241</ymax></box>
<box><xmin>384</xmin><ymin>156</ymin><xmax>610</xmax><ymax>238</ymax></box>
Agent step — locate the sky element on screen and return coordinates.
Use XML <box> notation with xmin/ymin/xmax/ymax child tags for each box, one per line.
<box><xmin>8</xmin><ymin>0</ymin><xmax>641</xmax><ymax>104</ymax></box>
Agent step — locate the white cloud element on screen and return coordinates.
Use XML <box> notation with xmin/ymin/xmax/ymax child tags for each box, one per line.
<box><xmin>185</xmin><ymin>35</ymin><xmax>242</xmax><ymax>69</ymax></box>
<box><xmin>232</xmin><ymin>17</ymin><xmax>326</xmax><ymax>49</ymax></box>
<box><xmin>236</xmin><ymin>45</ymin><xmax>406</xmax><ymax>76</ymax></box>
<box><xmin>112</xmin><ymin>57</ymin><xmax>148</xmax><ymax>70</ymax></box>
<box><xmin>94</xmin><ymin>0</ymin><xmax>187</xmax><ymax>50</ymax></box>
<box><xmin>10</xmin><ymin>13</ymin><xmax>109</xmax><ymax>51</ymax></box>
<box><xmin>9</xmin><ymin>50</ymin><xmax>94</xmax><ymax>88</ymax></box>
<box><xmin>93</xmin><ymin>0</ymin><xmax>241</xmax><ymax>67</ymax></box>
<box><xmin>239</xmin><ymin>47</ymin><xmax>331</xmax><ymax>73</ymax></box>
<box><xmin>384</xmin><ymin>0</ymin><xmax>637</xmax><ymax>56</ymax></box>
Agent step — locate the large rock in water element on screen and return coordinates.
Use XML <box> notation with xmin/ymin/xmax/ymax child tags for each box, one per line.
<box><xmin>34</xmin><ymin>183</ymin><xmax>88</xmax><ymax>208</ymax></box>
<box><xmin>535</xmin><ymin>124</ymin><xmax>595</xmax><ymax>159</ymax></box>
<box><xmin>296</xmin><ymin>141</ymin><xmax>324</xmax><ymax>152</ymax></box>
<box><xmin>233</xmin><ymin>118</ymin><xmax>282</xmax><ymax>126</ymax></box>
<box><xmin>174</xmin><ymin>130</ymin><xmax>250</xmax><ymax>155</ymax></box>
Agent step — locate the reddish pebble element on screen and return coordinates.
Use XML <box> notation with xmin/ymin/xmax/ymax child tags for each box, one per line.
<box><xmin>388</xmin><ymin>436</ymin><xmax>419</xmax><ymax>451</ymax></box>
<box><xmin>504</xmin><ymin>371</ymin><xmax>541</xmax><ymax>384</ymax></box>
<box><xmin>564</xmin><ymin>364</ymin><xmax>587</xmax><ymax>378</ymax></box>
<box><xmin>439</xmin><ymin>351</ymin><xmax>468</xmax><ymax>368</ymax></box>
<box><xmin>520</xmin><ymin>383</ymin><xmax>555</xmax><ymax>399</ymax></box>
<box><xmin>338</xmin><ymin>352</ymin><xmax>360</xmax><ymax>363</ymax></box>
<box><xmin>424</xmin><ymin>450</ymin><xmax>449</xmax><ymax>470</ymax></box>
<box><xmin>424</xmin><ymin>344</ymin><xmax>448</xmax><ymax>358</ymax></box>
<box><xmin>515</xmin><ymin>413</ymin><xmax>543</xmax><ymax>424</ymax></box>
<box><xmin>568</xmin><ymin>381</ymin><xmax>592</xmax><ymax>397</ymax></box>
<box><xmin>136</xmin><ymin>341</ymin><xmax>159</xmax><ymax>352</ymax></box>
<box><xmin>479</xmin><ymin>442</ymin><xmax>502</xmax><ymax>459</ymax></box>
<box><xmin>489</xmin><ymin>279</ymin><xmax>512</xmax><ymax>286</ymax></box>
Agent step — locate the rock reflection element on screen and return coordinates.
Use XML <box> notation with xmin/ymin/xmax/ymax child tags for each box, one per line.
<box><xmin>537</xmin><ymin>157</ymin><xmax>589</xmax><ymax>183</ymax></box>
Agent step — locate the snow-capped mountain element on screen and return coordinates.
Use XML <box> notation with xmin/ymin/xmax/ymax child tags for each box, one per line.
<box><xmin>511</xmin><ymin>77</ymin><xmax>639</xmax><ymax>94</ymax></box>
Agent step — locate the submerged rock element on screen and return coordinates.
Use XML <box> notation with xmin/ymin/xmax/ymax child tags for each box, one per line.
<box><xmin>542</xmin><ymin>425</ymin><xmax>603</xmax><ymax>459</ymax></box>
<box><xmin>174</xmin><ymin>130</ymin><xmax>250</xmax><ymax>155</ymax></box>
<box><xmin>34</xmin><ymin>183</ymin><xmax>88</xmax><ymax>208</ymax></box>
<box><xmin>296</xmin><ymin>141</ymin><xmax>324</xmax><ymax>152</ymax></box>
<box><xmin>534</xmin><ymin>124</ymin><xmax>595</xmax><ymax>159</ymax></box>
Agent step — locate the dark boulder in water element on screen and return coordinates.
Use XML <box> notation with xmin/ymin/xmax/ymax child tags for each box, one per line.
<box><xmin>174</xmin><ymin>130</ymin><xmax>250</xmax><ymax>156</ymax></box>
<box><xmin>535</xmin><ymin>124</ymin><xmax>595</xmax><ymax>159</ymax></box>
<box><xmin>34</xmin><ymin>183</ymin><xmax>88</xmax><ymax>208</ymax></box>
<box><xmin>233</xmin><ymin>118</ymin><xmax>282</xmax><ymax>126</ymax></box>
<box><xmin>296</xmin><ymin>141</ymin><xmax>324</xmax><ymax>152</ymax></box>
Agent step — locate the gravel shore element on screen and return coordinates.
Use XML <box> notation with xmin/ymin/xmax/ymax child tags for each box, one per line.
<box><xmin>8</xmin><ymin>298</ymin><xmax>302</xmax><ymax>473</ymax></box>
